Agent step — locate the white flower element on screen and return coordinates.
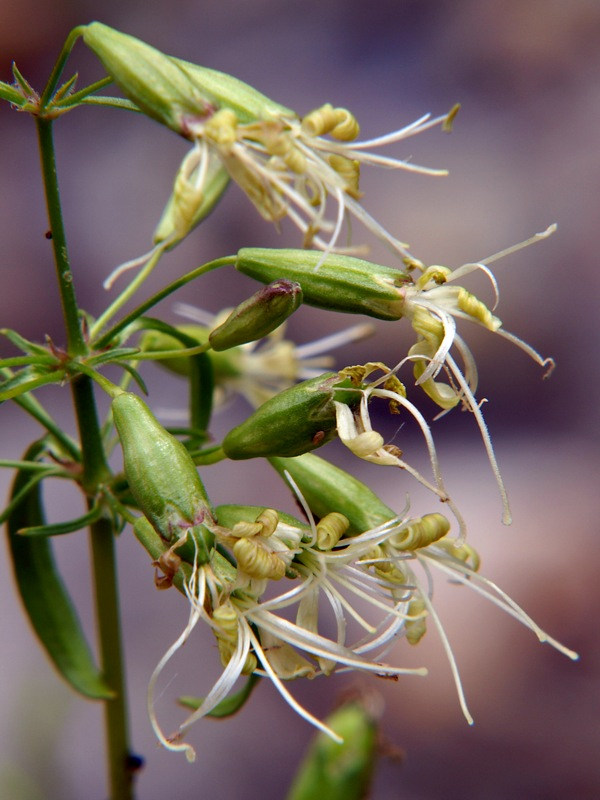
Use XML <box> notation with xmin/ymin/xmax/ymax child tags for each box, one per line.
<box><xmin>145</xmin><ymin>508</ymin><xmax>428</xmax><ymax>762</ymax></box>
<box><xmin>395</xmin><ymin>226</ymin><xmax>557</xmax><ymax>523</ymax></box>
<box><xmin>307</xmin><ymin>510</ymin><xmax>578</xmax><ymax>725</ymax></box>
<box><xmin>145</xmin><ymin>499</ymin><xmax>577</xmax><ymax>761</ymax></box>
<box><xmin>172</xmin><ymin>103</ymin><xmax>455</xmax><ymax>258</ymax></box>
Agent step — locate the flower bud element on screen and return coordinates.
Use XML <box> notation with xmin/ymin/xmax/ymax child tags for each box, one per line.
<box><xmin>236</xmin><ymin>248</ymin><xmax>409</xmax><ymax>321</ymax></box>
<box><xmin>112</xmin><ymin>392</ymin><xmax>214</xmax><ymax>559</ymax></box>
<box><xmin>83</xmin><ymin>22</ymin><xmax>211</xmax><ymax>132</ymax></box>
<box><xmin>209</xmin><ymin>279</ymin><xmax>303</xmax><ymax>351</ymax></box>
<box><xmin>222</xmin><ymin>373</ymin><xmax>358</xmax><ymax>459</ymax></box>
<box><xmin>269</xmin><ymin>453</ymin><xmax>395</xmax><ymax>535</ymax></box>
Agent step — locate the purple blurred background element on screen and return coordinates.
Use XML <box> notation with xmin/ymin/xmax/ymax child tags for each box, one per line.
<box><xmin>1</xmin><ymin>1</ymin><xmax>599</xmax><ymax>798</ymax></box>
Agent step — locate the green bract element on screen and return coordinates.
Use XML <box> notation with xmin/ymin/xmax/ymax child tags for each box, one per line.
<box><xmin>222</xmin><ymin>373</ymin><xmax>358</xmax><ymax>459</ymax></box>
<box><xmin>112</xmin><ymin>392</ymin><xmax>214</xmax><ymax>559</ymax></box>
<box><xmin>235</xmin><ymin>248</ymin><xmax>409</xmax><ymax>320</ymax></box>
<box><xmin>209</xmin><ymin>279</ymin><xmax>303</xmax><ymax>351</ymax></box>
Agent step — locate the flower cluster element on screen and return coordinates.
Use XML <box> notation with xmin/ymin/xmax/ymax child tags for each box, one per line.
<box><xmin>143</xmin><ymin>478</ymin><xmax>576</xmax><ymax>762</ymax></box>
<box><xmin>79</xmin><ymin>22</ymin><xmax>577</xmax><ymax>764</ymax></box>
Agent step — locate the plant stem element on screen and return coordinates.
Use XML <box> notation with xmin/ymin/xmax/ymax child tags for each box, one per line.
<box><xmin>36</xmin><ymin>117</ymin><xmax>86</xmax><ymax>355</ymax></box>
<box><xmin>36</xmin><ymin>113</ymin><xmax>134</xmax><ymax>799</ymax></box>
<box><xmin>39</xmin><ymin>25</ymin><xmax>86</xmax><ymax>108</ymax></box>
<box><xmin>90</xmin><ymin>515</ymin><xmax>134</xmax><ymax>800</ymax></box>
<box><xmin>93</xmin><ymin>256</ymin><xmax>234</xmax><ymax>349</ymax></box>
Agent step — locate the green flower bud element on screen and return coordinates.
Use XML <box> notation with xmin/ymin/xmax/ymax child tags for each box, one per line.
<box><xmin>269</xmin><ymin>453</ymin><xmax>395</xmax><ymax>535</ymax></box>
<box><xmin>222</xmin><ymin>373</ymin><xmax>358</xmax><ymax>459</ymax></box>
<box><xmin>209</xmin><ymin>279</ymin><xmax>303</xmax><ymax>351</ymax></box>
<box><xmin>236</xmin><ymin>248</ymin><xmax>409</xmax><ymax>321</ymax></box>
<box><xmin>83</xmin><ymin>23</ymin><xmax>294</xmax><ymax>135</ymax></box>
<box><xmin>112</xmin><ymin>392</ymin><xmax>214</xmax><ymax>559</ymax></box>
<box><xmin>83</xmin><ymin>22</ymin><xmax>212</xmax><ymax>132</ymax></box>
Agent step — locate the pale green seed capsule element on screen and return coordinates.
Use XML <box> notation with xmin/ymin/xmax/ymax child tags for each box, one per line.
<box><xmin>269</xmin><ymin>453</ymin><xmax>396</xmax><ymax>535</ymax></box>
<box><xmin>83</xmin><ymin>22</ymin><xmax>211</xmax><ymax>132</ymax></box>
<box><xmin>209</xmin><ymin>279</ymin><xmax>303</xmax><ymax>351</ymax></box>
<box><xmin>236</xmin><ymin>248</ymin><xmax>409</xmax><ymax>321</ymax></box>
<box><xmin>83</xmin><ymin>23</ymin><xmax>295</xmax><ymax>134</ymax></box>
<box><xmin>287</xmin><ymin>701</ymin><xmax>379</xmax><ymax>800</ymax></box>
<box><xmin>173</xmin><ymin>58</ymin><xmax>295</xmax><ymax>123</ymax></box>
<box><xmin>222</xmin><ymin>373</ymin><xmax>358</xmax><ymax>460</ymax></box>
<box><xmin>112</xmin><ymin>392</ymin><xmax>214</xmax><ymax>558</ymax></box>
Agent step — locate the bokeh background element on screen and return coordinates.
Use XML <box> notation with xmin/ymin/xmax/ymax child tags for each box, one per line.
<box><xmin>1</xmin><ymin>1</ymin><xmax>598</xmax><ymax>798</ymax></box>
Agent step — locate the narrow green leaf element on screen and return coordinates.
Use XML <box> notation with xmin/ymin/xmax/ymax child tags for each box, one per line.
<box><xmin>0</xmin><ymin>327</ymin><xmax>49</xmax><ymax>355</ymax></box>
<box><xmin>5</xmin><ymin>443</ymin><xmax>114</xmax><ymax>699</ymax></box>
<box><xmin>178</xmin><ymin>673</ymin><xmax>260</xmax><ymax>718</ymax></box>
<box><xmin>0</xmin><ymin>371</ymin><xmax>81</xmax><ymax>461</ymax></box>
<box><xmin>0</xmin><ymin>355</ymin><xmax>55</xmax><ymax>368</ymax></box>
<box><xmin>11</xmin><ymin>62</ymin><xmax>34</xmax><ymax>95</ymax></box>
<box><xmin>113</xmin><ymin>361</ymin><xmax>148</xmax><ymax>395</ymax></box>
<box><xmin>19</xmin><ymin>502</ymin><xmax>103</xmax><ymax>537</ymax></box>
<box><xmin>0</xmin><ymin>81</ymin><xmax>25</xmax><ymax>105</ymax></box>
<box><xmin>88</xmin><ymin>347</ymin><xmax>141</xmax><ymax>366</ymax></box>
<box><xmin>0</xmin><ymin>371</ymin><xmax>63</xmax><ymax>403</ymax></box>
<box><xmin>52</xmin><ymin>72</ymin><xmax>78</xmax><ymax>102</ymax></box>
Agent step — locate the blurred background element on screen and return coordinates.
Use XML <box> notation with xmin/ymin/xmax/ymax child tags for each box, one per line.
<box><xmin>1</xmin><ymin>1</ymin><xmax>598</xmax><ymax>798</ymax></box>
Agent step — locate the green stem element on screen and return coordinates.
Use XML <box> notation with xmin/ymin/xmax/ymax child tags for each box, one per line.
<box><xmin>89</xmin><ymin>515</ymin><xmax>134</xmax><ymax>800</ymax></box>
<box><xmin>36</xmin><ymin>118</ymin><xmax>86</xmax><ymax>355</ymax></box>
<box><xmin>93</xmin><ymin>256</ymin><xmax>234</xmax><ymax>349</ymax></box>
<box><xmin>39</xmin><ymin>26</ymin><xmax>86</xmax><ymax>108</ymax></box>
<box><xmin>36</xmin><ymin>108</ymin><xmax>133</xmax><ymax>798</ymax></box>
<box><xmin>90</xmin><ymin>245</ymin><xmax>168</xmax><ymax>341</ymax></box>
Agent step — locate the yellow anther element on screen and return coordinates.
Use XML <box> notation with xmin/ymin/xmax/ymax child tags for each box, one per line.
<box><xmin>256</xmin><ymin>508</ymin><xmax>280</xmax><ymax>537</ymax></box>
<box><xmin>301</xmin><ymin>103</ymin><xmax>340</xmax><ymax>137</ymax></box>
<box><xmin>301</xmin><ymin>104</ymin><xmax>360</xmax><ymax>140</ymax></box>
<box><xmin>316</xmin><ymin>512</ymin><xmax>350</xmax><ymax>550</ymax></box>
<box><xmin>390</xmin><ymin>513</ymin><xmax>451</xmax><ymax>551</ymax></box>
<box><xmin>204</xmin><ymin>108</ymin><xmax>238</xmax><ymax>150</ymax></box>
<box><xmin>212</xmin><ymin>605</ymin><xmax>257</xmax><ymax>673</ymax></box>
<box><xmin>330</xmin><ymin>107</ymin><xmax>360</xmax><ymax>141</ymax></box>
<box><xmin>411</xmin><ymin>356</ymin><xmax>460</xmax><ymax>410</ymax></box>
<box><xmin>328</xmin><ymin>154</ymin><xmax>362</xmax><ymax>198</ymax></box>
<box><xmin>415</xmin><ymin>265</ymin><xmax>451</xmax><ymax>291</ymax></box>
<box><xmin>230</xmin><ymin>520</ymin><xmax>263</xmax><ymax>538</ymax></box>
<box><xmin>457</xmin><ymin>288</ymin><xmax>501</xmax><ymax>331</ymax></box>
<box><xmin>405</xmin><ymin>598</ymin><xmax>428</xmax><ymax>645</ymax></box>
<box><xmin>436</xmin><ymin>538</ymin><xmax>481</xmax><ymax>571</ymax></box>
<box><xmin>442</xmin><ymin>103</ymin><xmax>461</xmax><ymax>133</ymax></box>
<box><xmin>410</xmin><ymin>306</ymin><xmax>445</xmax><ymax>349</ymax></box>
<box><xmin>233</xmin><ymin>536</ymin><xmax>286</xmax><ymax>580</ymax></box>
